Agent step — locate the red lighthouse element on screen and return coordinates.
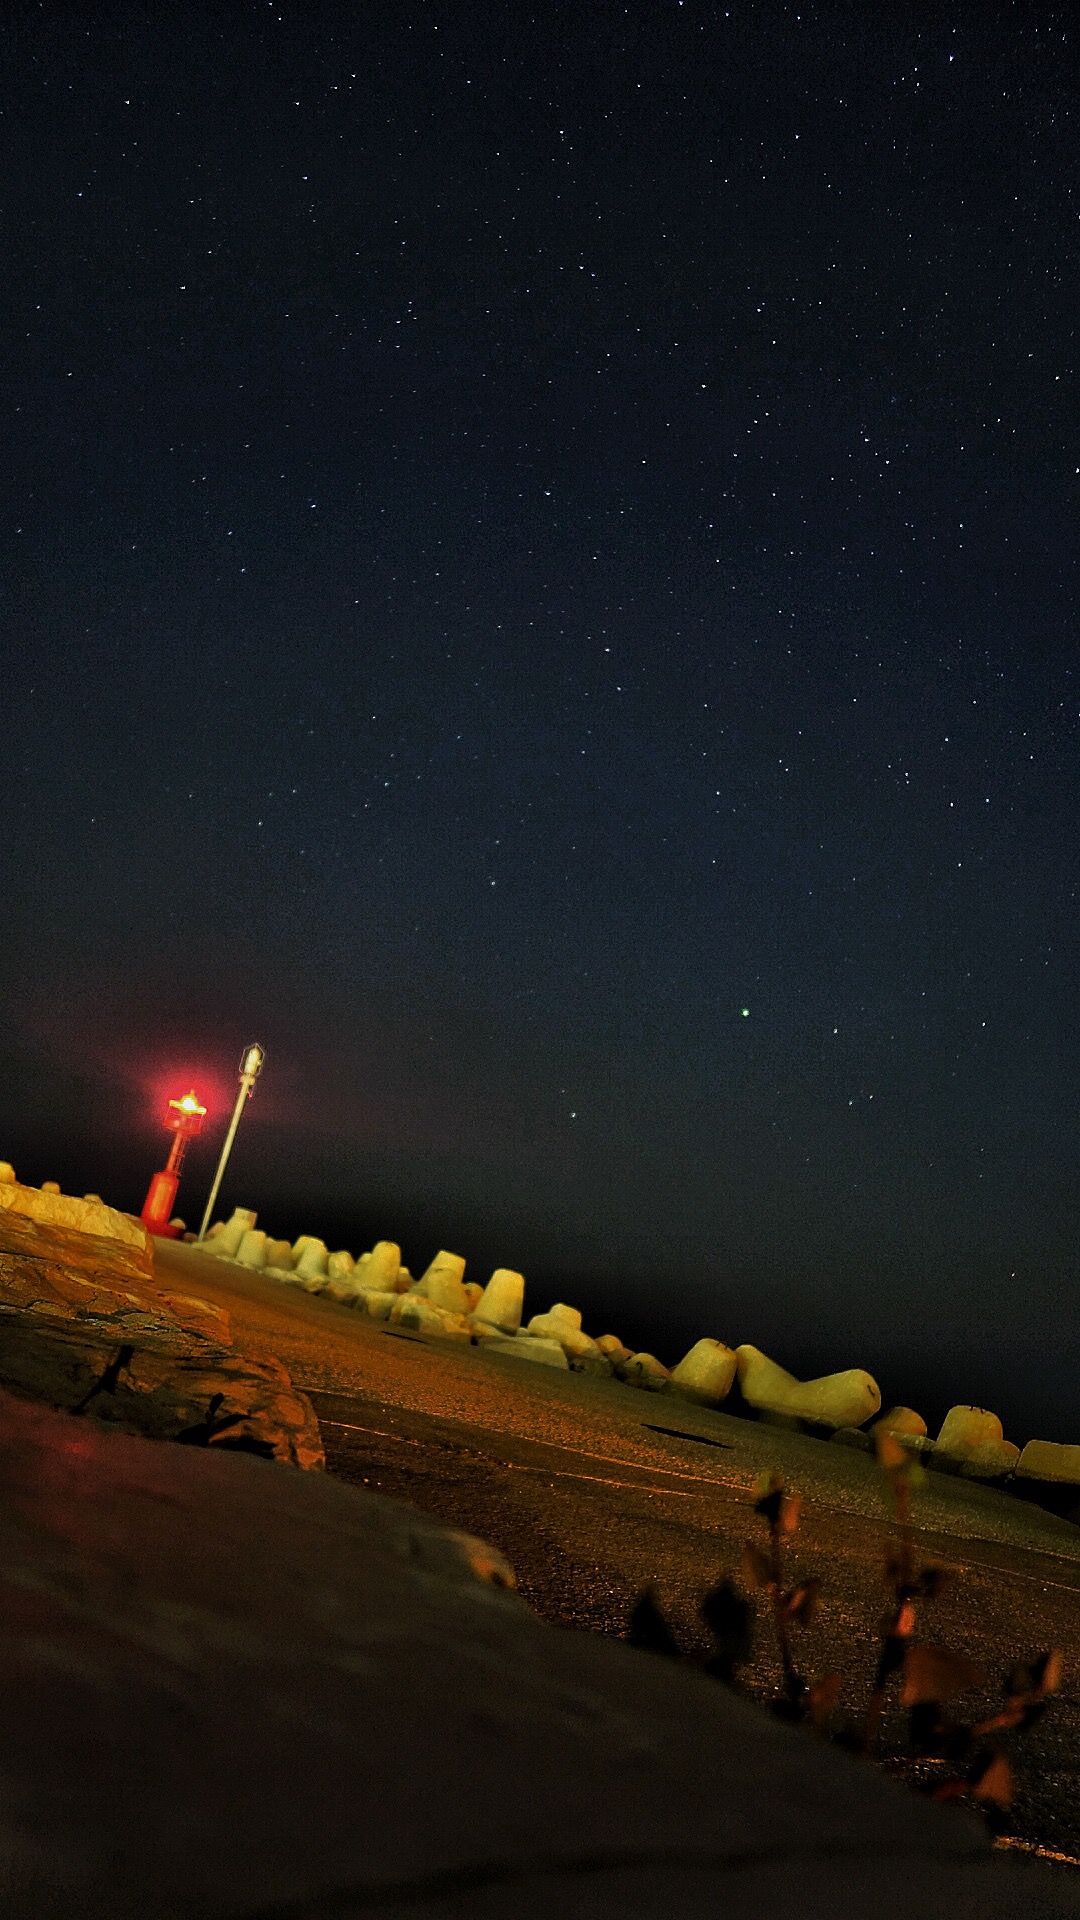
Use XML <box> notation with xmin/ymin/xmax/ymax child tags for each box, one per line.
<box><xmin>140</xmin><ymin>1089</ymin><xmax>207</xmax><ymax>1237</ymax></box>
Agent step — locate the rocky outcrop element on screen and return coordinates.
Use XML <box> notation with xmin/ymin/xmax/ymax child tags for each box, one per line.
<box><xmin>0</xmin><ymin>1168</ymin><xmax>149</xmax><ymax>1253</ymax></box>
<box><xmin>0</xmin><ymin>1204</ymin><xmax>323</xmax><ymax>1471</ymax></box>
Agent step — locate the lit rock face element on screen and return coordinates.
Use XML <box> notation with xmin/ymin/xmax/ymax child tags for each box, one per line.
<box><xmin>0</xmin><ymin>1205</ymin><xmax>322</xmax><ymax>1470</ymax></box>
<box><xmin>415</xmin><ymin>1251</ymin><xmax>470</xmax><ymax>1316</ymax></box>
<box><xmin>482</xmin><ymin>1333</ymin><xmax>570</xmax><ymax>1370</ymax></box>
<box><xmin>669</xmin><ymin>1339</ymin><xmax>738</xmax><ymax>1407</ymax></box>
<box><xmin>1016</xmin><ymin>1439</ymin><xmax>1080</xmax><ymax>1486</ymax></box>
<box><xmin>935</xmin><ymin>1407</ymin><xmax>1019</xmax><ymax>1478</ymax></box>
<box><xmin>472</xmin><ymin>1268</ymin><xmax>526</xmax><ymax>1336</ymax></box>
<box><xmin>875</xmin><ymin>1406</ymin><xmax>927</xmax><ymax>1437</ymax></box>
<box><xmin>617</xmin><ymin>1352</ymin><xmax>671</xmax><ymax>1392</ymax></box>
<box><xmin>0</xmin><ymin>1174</ymin><xmax>150</xmax><ymax>1255</ymax></box>
<box><xmin>736</xmin><ymin>1346</ymin><xmax>881</xmax><ymax>1429</ymax></box>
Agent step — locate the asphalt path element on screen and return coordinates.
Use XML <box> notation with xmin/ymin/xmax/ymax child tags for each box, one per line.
<box><xmin>155</xmin><ymin>1240</ymin><xmax>1080</xmax><ymax>1869</ymax></box>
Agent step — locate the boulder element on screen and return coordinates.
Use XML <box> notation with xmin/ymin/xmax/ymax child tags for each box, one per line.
<box><xmin>463</xmin><ymin>1281</ymin><xmax>484</xmax><ymax>1312</ymax></box>
<box><xmin>472</xmin><ymin>1267</ymin><xmax>526</xmax><ymax>1336</ymax></box>
<box><xmin>616</xmin><ymin>1352</ymin><xmax>671</xmax><ymax>1392</ymax></box>
<box><xmin>669</xmin><ymin>1338</ymin><xmax>738</xmax><ymax>1407</ymax></box>
<box><xmin>236</xmin><ymin>1229</ymin><xmax>269</xmax><ymax>1269</ymax></box>
<box><xmin>875</xmin><ymin>1406</ymin><xmax>927</xmax><ymax>1437</ymax></box>
<box><xmin>735</xmin><ymin>1345</ymin><xmax>881</xmax><ymax>1429</ymax></box>
<box><xmin>265</xmin><ymin>1239</ymin><xmax>294</xmax><ymax>1270</ymax></box>
<box><xmin>0</xmin><ymin>1162</ymin><xmax>15</xmax><ymax>1183</ymax></box>
<box><xmin>415</xmin><ymin>1251</ymin><xmax>470</xmax><ymax>1316</ymax></box>
<box><xmin>482</xmin><ymin>1333</ymin><xmax>570</xmax><ymax>1370</ymax></box>
<box><xmin>327</xmin><ymin>1250</ymin><xmax>356</xmax><ymax>1281</ymax></box>
<box><xmin>1016</xmin><ymin>1439</ymin><xmax>1080</xmax><ymax>1486</ymax></box>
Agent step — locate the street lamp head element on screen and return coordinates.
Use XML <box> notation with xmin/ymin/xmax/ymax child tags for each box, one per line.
<box><xmin>240</xmin><ymin>1043</ymin><xmax>265</xmax><ymax>1079</ymax></box>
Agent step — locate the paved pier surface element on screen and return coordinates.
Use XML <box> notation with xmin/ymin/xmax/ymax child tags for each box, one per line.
<box><xmin>156</xmin><ymin>1239</ymin><xmax>1080</xmax><ymax>1870</ymax></box>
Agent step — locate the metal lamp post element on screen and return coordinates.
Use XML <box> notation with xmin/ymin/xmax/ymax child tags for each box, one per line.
<box><xmin>196</xmin><ymin>1044</ymin><xmax>265</xmax><ymax>1243</ymax></box>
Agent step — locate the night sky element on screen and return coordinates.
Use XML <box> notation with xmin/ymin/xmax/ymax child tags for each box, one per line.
<box><xmin>3</xmin><ymin>2</ymin><xmax>1077</xmax><ymax>1441</ymax></box>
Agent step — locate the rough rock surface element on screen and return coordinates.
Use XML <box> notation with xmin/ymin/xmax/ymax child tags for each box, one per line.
<box><xmin>0</xmin><ymin>1173</ymin><xmax>149</xmax><ymax>1251</ymax></box>
<box><xmin>736</xmin><ymin>1345</ymin><xmax>881</xmax><ymax>1429</ymax></box>
<box><xmin>0</xmin><ymin>1206</ymin><xmax>323</xmax><ymax>1471</ymax></box>
<box><xmin>0</xmin><ymin>1386</ymin><xmax>1064</xmax><ymax>1920</ymax></box>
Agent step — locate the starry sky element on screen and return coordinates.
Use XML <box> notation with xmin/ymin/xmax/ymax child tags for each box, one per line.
<box><xmin>2</xmin><ymin>1</ymin><xmax>1077</xmax><ymax>1441</ymax></box>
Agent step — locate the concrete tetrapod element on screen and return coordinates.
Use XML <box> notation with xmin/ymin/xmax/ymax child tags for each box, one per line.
<box><xmin>363</xmin><ymin>1240</ymin><xmax>402</xmax><ymax>1291</ymax></box>
<box><xmin>935</xmin><ymin>1407</ymin><xmax>1019</xmax><ymax>1479</ymax></box>
<box><xmin>617</xmin><ymin>1353</ymin><xmax>672</xmax><ymax>1392</ymax></box>
<box><xmin>669</xmin><ymin>1338</ymin><xmax>738</xmax><ymax>1407</ymax></box>
<box><xmin>875</xmin><ymin>1406</ymin><xmax>928</xmax><ymax>1437</ymax></box>
<box><xmin>390</xmin><ymin>1297</ymin><xmax>472</xmax><ymax>1341</ymax></box>
<box><xmin>207</xmin><ymin>1209</ymin><xmax>258</xmax><ymax>1259</ymax></box>
<box><xmin>415</xmin><ymin>1250</ymin><xmax>470</xmax><ymax>1316</ymax></box>
<box><xmin>236</xmin><ymin>1229</ymin><xmax>269</xmax><ymax>1269</ymax></box>
<box><xmin>482</xmin><ymin>1333</ymin><xmax>570</xmax><ymax>1370</ymax></box>
<box><xmin>472</xmin><ymin>1268</ymin><xmax>526</xmax><ymax>1336</ymax></box>
<box><xmin>736</xmin><ymin>1345</ymin><xmax>881</xmax><ymax>1429</ymax></box>
<box><xmin>1016</xmin><ymin>1439</ymin><xmax>1080</xmax><ymax>1488</ymax></box>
